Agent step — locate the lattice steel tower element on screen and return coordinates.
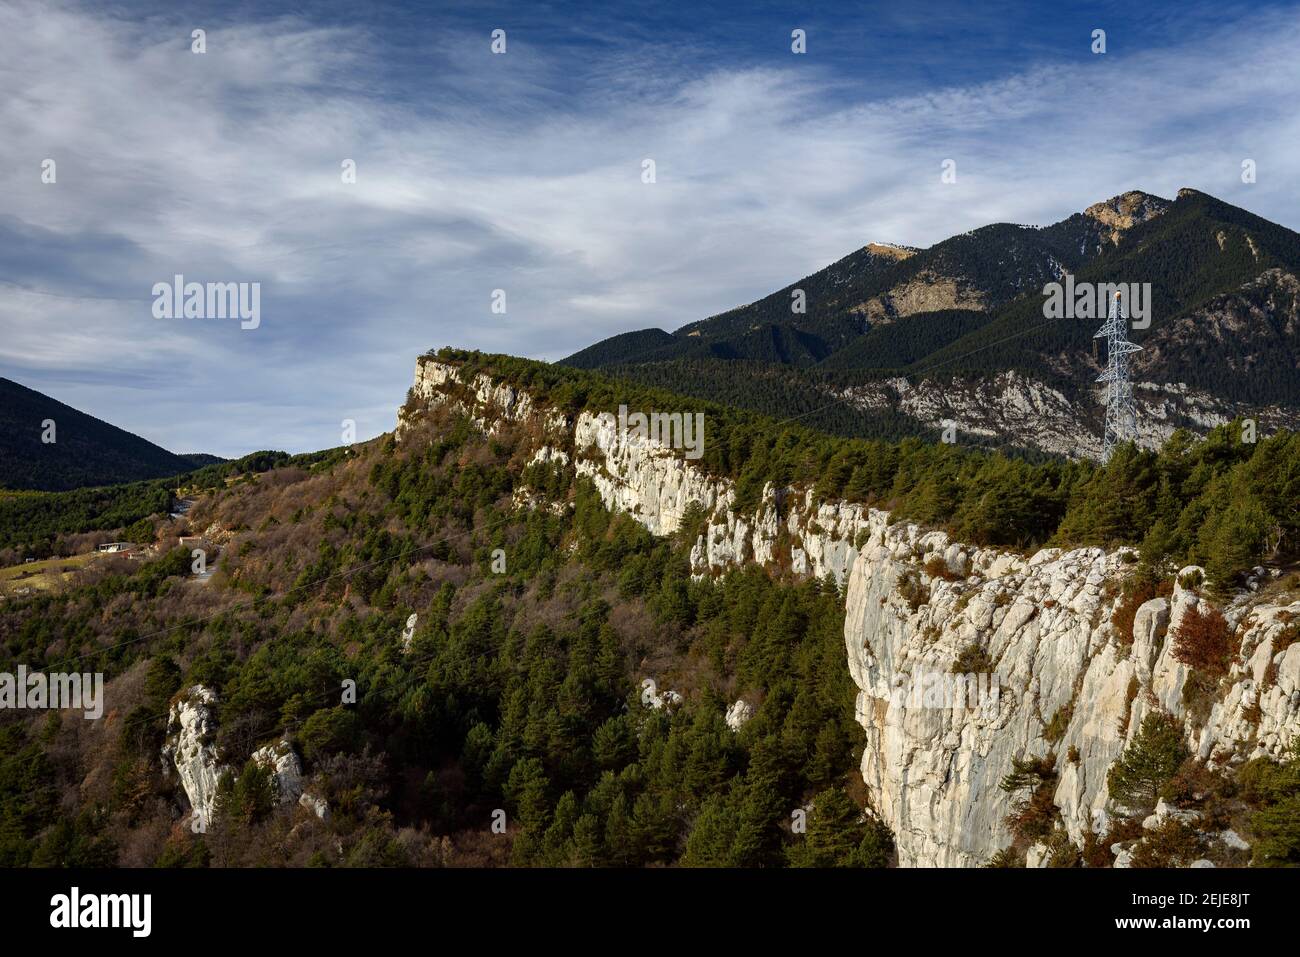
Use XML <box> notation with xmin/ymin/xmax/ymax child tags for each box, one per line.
<box><xmin>1093</xmin><ymin>290</ymin><xmax>1142</xmax><ymax>462</ymax></box>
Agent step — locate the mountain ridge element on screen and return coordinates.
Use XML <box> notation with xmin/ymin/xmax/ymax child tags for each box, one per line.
<box><xmin>0</xmin><ymin>377</ymin><xmax>200</xmax><ymax>491</ymax></box>
<box><xmin>559</xmin><ymin>188</ymin><xmax>1300</xmax><ymax>458</ymax></box>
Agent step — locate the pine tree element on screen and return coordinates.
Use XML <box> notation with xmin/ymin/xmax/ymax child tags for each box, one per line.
<box><xmin>682</xmin><ymin>790</ymin><xmax>741</xmax><ymax>867</ymax></box>
<box><xmin>1107</xmin><ymin>712</ymin><xmax>1189</xmax><ymax>813</ymax></box>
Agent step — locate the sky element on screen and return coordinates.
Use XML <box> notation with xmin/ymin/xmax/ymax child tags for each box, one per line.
<box><xmin>2</xmin><ymin>0</ymin><xmax>1299</xmax><ymax>458</ymax></box>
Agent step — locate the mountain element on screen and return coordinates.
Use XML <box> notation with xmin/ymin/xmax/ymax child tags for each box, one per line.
<box><xmin>561</xmin><ymin>189</ymin><xmax>1300</xmax><ymax>458</ymax></box>
<box><xmin>561</xmin><ymin>327</ymin><xmax>679</xmax><ymax>368</ymax></box>
<box><xmin>3</xmin><ymin>349</ymin><xmax>1296</xmax><ymax>871</ymax></box>
<box><xmin>399</xmin><ymin>355</ymin><xmax>1299</xmax><ymax>867</ymax></box>
<box><xmin>0</xmin><ymin>377</ymin><xmax>197</xmax><ymax>491</ymax></box>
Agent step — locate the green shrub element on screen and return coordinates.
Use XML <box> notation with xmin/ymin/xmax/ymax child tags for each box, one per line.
<box><xmin>1107</xmin><ymin>712</ymin><xmax>1189</xmax><ymax>814</ymax></box>
<box><xmin>952</xmin><ymin>643</ymin><xmax>994</xmax><ymax>675</ymax></box>
<box><xmin>1044</xmin><ymin>705</ymin><xmax>1072</xmax><ymax>745</ymax></box>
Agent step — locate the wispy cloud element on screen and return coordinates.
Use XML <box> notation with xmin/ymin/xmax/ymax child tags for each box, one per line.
<box><xmin>2</xmin><ymin>0</ymin><xmax>1298</xmax><ymax>455</ymax></box>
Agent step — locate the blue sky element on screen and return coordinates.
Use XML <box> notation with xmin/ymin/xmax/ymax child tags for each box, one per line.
<box><xmin>2</xmin><ymin>0</ymin><xmax>1299</xmax><ymax>457</ymax></box>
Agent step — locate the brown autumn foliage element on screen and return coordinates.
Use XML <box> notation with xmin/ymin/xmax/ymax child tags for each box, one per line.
<box><xmin>1112</xmin><ymin>576</ymin><xmax>1174</xmax><ymax>645</ymax></box>
<box><xmin>1005</xmin><ymin>784</ymin><xmax>1058</xmax><ymax>845</ymax></box>
<box><xmin>1171</xmin><ymin>603</ymin><xmax>1235</xmax><ymax>677</ymax></box>
<box><xmin>922</xmin><ymin>554</ymin><xmax>961</xmax><ymax>582</ymax></box>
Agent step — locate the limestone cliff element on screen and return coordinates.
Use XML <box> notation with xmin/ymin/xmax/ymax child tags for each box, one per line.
<box><xmin>402</xmin><ymin>357</ymin><xmax>1300</xmax><ymax>866</ymax></box>
<box><xmin>832</xmin><ymin>370</ymin><xmax>1300</xmax><ymax>462</ymax></box>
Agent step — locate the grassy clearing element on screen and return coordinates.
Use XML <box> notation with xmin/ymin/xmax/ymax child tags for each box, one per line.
<box><xmin>0</xmin><ymin>552</ymin><xmax>98</xmax><ymax>596</ymax></box>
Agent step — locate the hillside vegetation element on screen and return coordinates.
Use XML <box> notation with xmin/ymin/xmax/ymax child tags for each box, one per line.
<box><xmin>0</xmin><ymin>448</ymin><xmax>349</xmax><ymax>558</ymax></box>
<box><xmin>0</xmin><ymin>398</ymin><xmax>881</xmax><ymax>868</ymax></box>
<box><xmin>1</xmin><ymin>353</ymin><xmax>1295</xmax><ymax>868</ymax></box>
<box><xmin>428</xmin><ymin>350</ymin><xmax>1300</xmax><ymax>592</ymax></box>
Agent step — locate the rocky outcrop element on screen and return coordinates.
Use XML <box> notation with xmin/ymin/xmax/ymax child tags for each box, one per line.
<box><xmin>725</xmin><ymin>699</ymin><xmax>755</xmax><ymax>731</ymax></box>
<box><xmin>161</xmin><ymin>685</ymin><xmax>225</xmax><ymax>829</ymax></box>
<box><xmin>402</xmin><ymin>358</ymin><xmax>1300</xmax><ymax>867</ymax></box>
<box><xmin>400</xmin><ymin>613</ymin><xmax>418</xmax><ymax>653</ymax></box>
<box><xmin>299</xmin><ymin>791</ymin><xmax>330</xmax><ymax>821</ymax></box>
<box><xmin>832</xmin><ymin>371</ymin><xmax>1300</xmax><ymax>462</ymax></box>
<box><xmin>641</xmin><ymin>678</ymin><xmax>682</xmax><ymax>712</ymax></box>
<box><xmin>399</xmin><ymin>358</ymin><xmax>568</xmax><ymax>441</ymax></box>
<box><xmin>250</xmin><ymin>738</ymin><xmax>305</xmax><ymax>806</ymax></box>
<box><xmin>864</xmin><ymin>242</ymin><xmax>916</xmax><ymax>262</ymax></box>
<box><xmin>854</xmin><ymin>272</ymin><xmax>988</xmax><ymax>321</ymax></box>
<box><xmin>1084</xmin><ymin>190</ymin><xmax>1171</xmax><ymax>245</ymax></box>
<box><xmin>162</xmin><ymin>686</ymin><xmax>326</xmax><ymax>825</ymax></box>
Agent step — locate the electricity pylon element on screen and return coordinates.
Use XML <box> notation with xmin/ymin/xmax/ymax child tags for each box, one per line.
<box><xmin>1093</xmin><ymin>290</ymin><xmax>1142</xmax><ymax>462</ymax></box>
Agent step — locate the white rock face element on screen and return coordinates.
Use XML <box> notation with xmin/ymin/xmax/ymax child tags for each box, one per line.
<box><xmin>161</xmin><ymin>685</ymin><xmax>226</xmax><ymax>829</ymax></box>
<box><xmin>641</xmin><ymin>679</ymin><xmax>682</xmax><ymax>711</ymax></box>
<box><xmin>163</xmin><ymin>686</ymin><xmax>327</xmax><ymax>825</ymax></box>
<box><xmin>299</xmin><ymin>791</ymin><xmax>330</xmax><ymax>821</ymax></box>
<box><xmin>250</xmin><ymin>738</ymin><xmax>305</xmax><ymax>806</ymax></box>
<box><xmin>399</xmin><ymin>359</ymin><xmax>567</xmax><ymax>441</ymax></box>
<box><xmin>828</xmin><ymin>371</ymin><xmax>1300</xmax><ymax>463</ymax></box>
<box><xmin>1218</xmin><ymin>829</ymin><xmax>1250</xmax><ymax>851</ymax></box>
<box><xmin>403</xmin><ymin>360</ymin><xmax>1300</xmax><ymax>867</ymax></box>
<box><xmin>845</xmin><ymin>551</ymin><xmax>1300</xmax><ymax>866</ymax></box>
<box><xmin>725</xmin><ymin>699</ymin><xmax>755</xmax><ymax>731</ymax></box>
<box><xmin>401</xmin><ymin>613</ymin><xmax>418</xmax><ymax>653</ymax></box>
<box><xmin>1142</xmin><ymin>798</ymin><xmax>1201</xmax><ymax>831</ymax></box>
<box><xmin>576</xmin><ymin>407</ymin><xmax>880</xmax><ymax>585</ymax></box>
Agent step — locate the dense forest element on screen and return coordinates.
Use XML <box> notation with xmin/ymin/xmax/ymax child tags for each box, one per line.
<box><xmin>0</xmin><ymin>400</ymin><xmax>886</xmax><ymax>868</ymax></box>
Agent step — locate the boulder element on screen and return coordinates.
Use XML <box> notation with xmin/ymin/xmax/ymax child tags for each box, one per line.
<box><xmin>250</xmin><ymin>738</ymin><xmax>305</xmax><ymax>805</ymax></box>
<box><xmin>725</xmin><ymin>699</ymin><xmax>754</xmax><ymax>731</ymax></box>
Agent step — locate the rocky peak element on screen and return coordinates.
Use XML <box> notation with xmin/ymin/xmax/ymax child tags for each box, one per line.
<box><xmin>1083</xmin><ymin>190</ymin><xmax>1171</xmax><ymax>243</ymax></box>
<box><xmin>865</xmin><ymin>242</ymin><xmax>917</xmax><ymax>261</ymax></box>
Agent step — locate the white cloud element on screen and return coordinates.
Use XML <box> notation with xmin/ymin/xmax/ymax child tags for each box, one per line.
<box><xmin>1</xmin><ymin>1</ymin><xmax>1298</xmax><ymax>455</ymax></box>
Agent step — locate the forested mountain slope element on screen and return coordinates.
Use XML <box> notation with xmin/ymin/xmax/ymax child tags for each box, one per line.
<box><xmin>0</xmin><ymin>377</ymin><xmax>198</xmax><ymax>491</ymax></box>
<box><xmin>561</xmin><ymin>189</ymin><xmax>1300</xmax><ymax>459</ymax></box>
<box><xmin>2</xmin><ymin>351</ymin><xmax>1297</xmax><ymax>870</ymax></box>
